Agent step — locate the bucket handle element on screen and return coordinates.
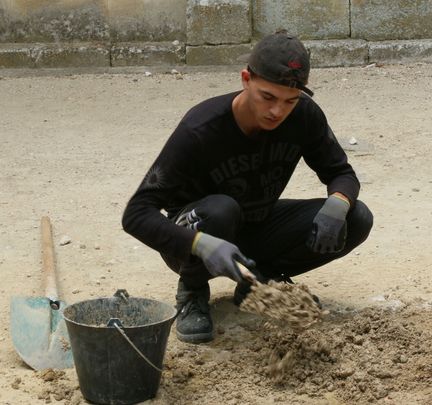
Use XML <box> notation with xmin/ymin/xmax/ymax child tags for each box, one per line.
<box><xmin>111</xmin><ymin>320</ymin><xmax>164</xmax><ymax>373</ymax></box>
<box><xmin>110</xmin><ymin>307</ymin><xmax>182</xmax><ymax>374</ymax></box>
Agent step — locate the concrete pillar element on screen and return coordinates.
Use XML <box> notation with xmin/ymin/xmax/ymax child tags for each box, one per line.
<box><xmin>305</xmin><ymin>39</ymin><xmax>369</xmax><ymax>67</ymax></box>
<box><xmin>107</xmin><ymin>0</ymin><xmax>187</xmax><ymax>42</ymax></box>
<box><xmin>186</xmin><ymin>0</ymin><xmax>252</xmax><ymax>65</ymax></box>
<box><xmin>0</xmin><ymin>0</ymin><xmax>109</xmax><ymax>43</ymax></box>
<box><xmin>351</xmin><ymin>0</ymin><xmax>432</xmax><ymax>41</ymax></box>
<box><xmin>253</xmin><ymin>0</ymin><xmax>350</xmax><ymax>40</ymax></box>
<box><xmin>186</xmin><ymin>0</ymin><xmax>251</xmax><ymax>45</ymax></box>
<box><xmin>369</xmin><ymin>39</ymin><xmax>432</xmax><ymax>64</ymax></box>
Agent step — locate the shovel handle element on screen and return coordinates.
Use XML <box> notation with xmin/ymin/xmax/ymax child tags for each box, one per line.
<box><xmin>235</xmin><ymin>261</ymin><xmax>257</xmax><ymax>284</ymax></box>
<box><xmin>41</xmin><ymin>216</ymin><xmax>59</xmax><ymax>302</ymax></box>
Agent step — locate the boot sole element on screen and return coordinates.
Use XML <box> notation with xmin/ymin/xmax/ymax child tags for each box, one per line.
<box><xmin>176</xmin><ymin>330</ymin><xmax>214</xmax><ymax>344</ymax></box>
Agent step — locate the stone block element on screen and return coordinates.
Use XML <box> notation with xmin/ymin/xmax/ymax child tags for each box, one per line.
<box><xmin>111</xmin><ymin>42</ymin><xmax>186</xmax><ymax>66</ymax></box>
<box><xmin>0</xmin><ymin>43</ymin><xmax>35</xmax><ymax>68</ymax></box>
<box><xmin>0</xmin><ymin>42</ymin><xmax>110</xmax><ymax>68</ymax></box>
<box><xmin>351</xmin><ymin>0</ymin><xmax>432</xmax><ymax>40</ymax></box>
<box><xmin>304</xmin><ymin>39</ymin><xmax>369</xmax><ymax>67</ymax></box>
<box><xmin>0</xmin><ymin>0</ymin><xmax>109</xmax><ymax>43</ymax></box>
<box><xmin>34</xmin><ymin>43</ymin><xmax>110</xmax><ymax>68</ymax></box>
<box><xmin>186</xmin><ymin>44</ymin><xmax>252</xmax><ymax>65</ymax></box>
<box><xmin>369</xmin><ymin>40</ymin><xmax>432</xmax><ymax>64</ymax></box>
<box><xmin>253</xmin><ymin>0</ymin><xmax>350</xmax><ymax>40</ymax></box>
<box><xmin>108</xmin><ymin>0</ymin><xmax>187</xmax><ymax>42</ymax></box>
<box><xmin>187</xmin><ymin>0</ymin><xmax>251</xmax><ymax>46</ymax></box>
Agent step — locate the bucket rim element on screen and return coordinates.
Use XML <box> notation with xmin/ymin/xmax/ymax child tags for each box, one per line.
<box><xmin>63</xmin><ymin>296</ymin><xmax>177</xmax><ymax>329</ymax></box>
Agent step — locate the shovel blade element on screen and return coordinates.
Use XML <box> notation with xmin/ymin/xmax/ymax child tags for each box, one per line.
<box><xmin>10</xmin><ymin>296</ymin><xmax>74</xmax><ymax>370</ymax></box>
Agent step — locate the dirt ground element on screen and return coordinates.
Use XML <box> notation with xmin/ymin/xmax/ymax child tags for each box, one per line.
<box><xmin>1</xmin><ymin>62</ymin><xmax>432</xmax><ymax>405</ymax></box>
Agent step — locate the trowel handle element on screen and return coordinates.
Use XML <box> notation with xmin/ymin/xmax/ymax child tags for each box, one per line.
<box><xmin>41</xmin><ymin>216</ymin><xmax>59</xmax><ymax>303</ymax></box>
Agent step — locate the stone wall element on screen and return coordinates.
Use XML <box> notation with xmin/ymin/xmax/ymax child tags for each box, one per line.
<box><xmin>1</xmin><ymin>0</ymin><xmax>432</xmax><ymax>68</ymax></box>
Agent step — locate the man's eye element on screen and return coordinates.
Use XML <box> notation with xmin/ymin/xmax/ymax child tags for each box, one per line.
<box><xmin>263</xmin><ymin>95</ymin><xmax>273</xmax><ymax>100</ymax></box>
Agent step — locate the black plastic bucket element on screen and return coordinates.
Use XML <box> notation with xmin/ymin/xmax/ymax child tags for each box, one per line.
<box><xmin>63</xmin><ymin>290</ymin><xmax>177</xmax><ymax>405</ymax></box>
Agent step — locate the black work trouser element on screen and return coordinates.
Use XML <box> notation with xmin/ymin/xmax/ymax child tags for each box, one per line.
<box><xmin>161</xmin><ymin>195</ymin><xmax>373</xmax><ymax>289</ymax></box>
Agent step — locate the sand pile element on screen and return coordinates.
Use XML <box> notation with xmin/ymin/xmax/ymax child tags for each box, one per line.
<box><xmin>240</xmin><ymin>280</ymin><xmax>327</xmax><ymax>382</ymax></box>
<box><xmin>161</xmin><ymin>302</ymin><xmax>432</xmax><ymax>404</ymax></box>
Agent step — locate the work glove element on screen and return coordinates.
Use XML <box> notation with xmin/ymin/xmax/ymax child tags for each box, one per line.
<box><xmin>306</xmin><ymin>195</ymin><xmax>350</xmax><ymax>254</ymax></box>
<box><xmin>192</xmin><ymin>232</ymin><xmax>256</xmax><ymax>282</ymax></box>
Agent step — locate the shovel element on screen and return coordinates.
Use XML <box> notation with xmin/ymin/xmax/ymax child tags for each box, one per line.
<box><xmin>10</xmin><ymin>216</ymin><xmax>74</xmax><ymax>369</ymax></box>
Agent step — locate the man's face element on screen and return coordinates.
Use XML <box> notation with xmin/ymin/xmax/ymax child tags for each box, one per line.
<box><xmin>241</xmin><ymin>70</ymin><xmax>301</xmax><ymax>131</ymax></box>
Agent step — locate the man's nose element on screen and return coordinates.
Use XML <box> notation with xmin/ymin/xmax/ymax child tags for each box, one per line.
<box><xmin>270</xmin><ymin>103</ymin><xmax>283</xmax><ymax>118</ymax></box>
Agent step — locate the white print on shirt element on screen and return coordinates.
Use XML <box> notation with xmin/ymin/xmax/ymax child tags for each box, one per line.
<box><xmin>209</xmin><ymin>143</ymin><xmax>301</xmax><ymax>185</ymax></box>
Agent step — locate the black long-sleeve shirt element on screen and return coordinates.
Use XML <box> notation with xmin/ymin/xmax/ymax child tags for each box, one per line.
<box><xmin>122</xmin><ymin>91</ymin><xmax>360</xmax><ymax>261</ymax></box>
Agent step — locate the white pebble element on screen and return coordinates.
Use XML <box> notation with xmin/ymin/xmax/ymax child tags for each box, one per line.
<box><xmin>105</xmin><ymin>259</ymin><xmax>116</xmax><ymax>266</ymax></box>
<box><xmin>59</xmin><ymin>236</ymin><xmax>71</xmax><ymax>246</ymax></box>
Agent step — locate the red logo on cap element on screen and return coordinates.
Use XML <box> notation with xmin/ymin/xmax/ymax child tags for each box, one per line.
<box><xmin>288</xmin><ymin>61</ymin><xmax>302</xmax><ymax>69</ymax></box>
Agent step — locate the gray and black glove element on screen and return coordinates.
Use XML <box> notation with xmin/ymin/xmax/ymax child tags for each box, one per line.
<box><xmin>192</xmin><ymin>232</ymin><xmax>256</xmax><ymax>282</ymax></box>
<box><xmin>306</xmin><ymin>195</ymin><xmax>350</xmax><ymax>254</ymax></box>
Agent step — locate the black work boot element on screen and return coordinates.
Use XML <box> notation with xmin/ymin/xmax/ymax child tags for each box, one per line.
<box><xmin>175</xmin><ymin>280</ymin><xmax>214</xmax><ymax>343</ymax></box>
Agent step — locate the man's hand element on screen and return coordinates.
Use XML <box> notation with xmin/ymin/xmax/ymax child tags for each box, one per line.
<box><xmin>306</xmin><ymin>195</ymin><xmax>350</xmax><ymax>253</ymax></box>
<box><xmin>192</xmin><ymin>232</ymin><xmax>256</xmax><ymax>282</ymax></box>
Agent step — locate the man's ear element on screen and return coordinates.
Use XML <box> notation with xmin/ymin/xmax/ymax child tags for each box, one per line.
<box><xmin>241</xmin><ymin>69</ymin><xmax>251</xmax><ymax>89</ymax></box>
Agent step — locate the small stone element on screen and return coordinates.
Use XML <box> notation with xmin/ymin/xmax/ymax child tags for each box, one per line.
<box><xmin>68</xmin><ymin>390</ymin><xmax>82</xmax><ymax>405</ymax></box>
<box><xmin>349</xmin><ymin>136</ymin><xmax>358</xmax><ymax>145</ymax></box>
<box><xmin>94</xmin><ymin>244</ymin><xmax>101</xmax><ymax>250</ymax></box>
<box><xmin>353</xmin><ymin>335</ymin><xmax>365</xmax><ymax>345</ymax></box>
<box><xmin>195</xmin><ymin>357</ymin><xmax>205</xmax><ymax>365</ymax></box>
<box><xmin>59</xmin><ymin>236</ymin><xmax>71</xmax><ymax>246</ymax></box>
<box><xmin>373</xmin><ymin>385</ymin><xmax>388</xmax><ymax>399</ymax></box>
<box><xmin>11</xmin><ymin>377</ymin><xmax>21</xmax><ymax>389</ymax></box>
<box><xmin>335</xmin><ymin>366</ymin><xmax>355</xmax><ymax>378</ymax></box>
<box><xmin>96</xmin><ymin>280</ymin><xmax>101</xmax><ymax>285</ymax></box>
<box><xmin>172</xmin><ymin>369</ymin><xmax>189</xmax><ymax>383</ymax></box>
<box><xmin>399</xmin><ymin>354</ymin><xmax>408</xmax><ymax>364</ymax></box>
<box><xmin>105</xmin><ymin>259</ymin><xmax>116</xmax><ymax>266</ymax></box>
<box><xmin>72</xmin><ymin>289</ymin><xmax>80</xmax><ymax>294</ymax></box>
<box><xmin>171</xmin><ymin>69</ymin><xmax>179</xmax><ymax>75</ymax></box>
<box><xmin>144</xmin><ymin>71</ymin><xmax>152</xmax><ymax>77</ymax></box>
<box><xmin>371</xmin><ymin>295</ymin><xmax>386</xmax><ymax>302</ymax></box>
<box><xmin>172</xmin><ymin>40</ymin><xmax>180</xmax><ymax>46</ymax></box>
<box><xmin>79</xmin><ymin>244</ymin><xmax>86</xmax><ymax>249</ymax></box>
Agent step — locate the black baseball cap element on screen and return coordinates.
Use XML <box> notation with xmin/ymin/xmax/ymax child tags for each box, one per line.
<box><xmin>248</xmin><ymin>31</ymin><xmax>313</xmax><ymax>97</ymax></box>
